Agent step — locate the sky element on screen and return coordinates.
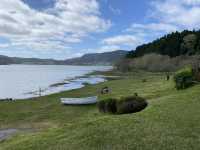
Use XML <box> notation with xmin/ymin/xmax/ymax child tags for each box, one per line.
<box><xmin>0</xmin><ymin>0</ymin><xmax>200</xmax><ymax>59</ymax></box>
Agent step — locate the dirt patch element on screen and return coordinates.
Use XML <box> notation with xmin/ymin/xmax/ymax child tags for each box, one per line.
<box><xmin>0</xmin><ymin>129</ymin><xmax>18</xmax><ymax>141</ymax></box>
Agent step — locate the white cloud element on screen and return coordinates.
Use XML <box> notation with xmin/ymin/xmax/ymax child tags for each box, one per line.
<box><xmin>96</xmin><ymin>45</ymin><xmax>121</xmax><ymax>53</ymax></box>
<box><xmin>0</xmin><ymin>0</ymin><xmax>111</xmax><ymax>53</ymax></box>
<box><xmin>127</xmin><ymin>23</ymin><xmax>178</xmax><ymax>33</ymax></box>
<box><xmin>0</xmin><ymin>43</ymin><xmax>10</xmax><ymax>48</ymax></box>
<box><xmin>182</xmin><ymin>0</ymin><xmax>200</xmax><ymax>5</ymax></box>
<box><xmin>124</xmin><ymin>22</ymin><xmax>179</xmax><ymax>44</ymax></box>
<box><xmin>102</xmin><ymin>35</ymin><xmax>144</xmax><ymax>47</ymax></box>
<box><xmin>109</xmin><ymin>5</ymin><xmax>121</xmax><ymax>15</ymax></box>
<box><xmin>151</xmin><ymin>0</ymin><xmax>200</xmax><ymax>29</ymax></box>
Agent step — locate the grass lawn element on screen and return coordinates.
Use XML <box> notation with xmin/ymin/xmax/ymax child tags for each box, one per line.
<box><xmin>0</xmin><ymin>71</ymin><xmax>200</xmax><ymax>150</ymax></box>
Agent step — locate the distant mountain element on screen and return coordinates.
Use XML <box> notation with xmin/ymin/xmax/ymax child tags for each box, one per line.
<box><xmin>63</xmin><ymin>50</ymin><xmax>128</xmax><ymax>65</ymax></box>
<box><xmin>0</xmin><ymin>50</ymin><xmax>128</xmax><ymax>65</ymax></box>
<box><xmin>11</xmin><ymin>57</ymin><xmax>64</xmax><ymax>65</ymax></box>
<box><xmin>0</xmin><ymin>55</ymin><xmax>14</xmax><ymax>65</ymax></box>
<box><xmin>0</xmin><ymin>56</ymin><xmax>64</xmax><ymax>65</ymax></box>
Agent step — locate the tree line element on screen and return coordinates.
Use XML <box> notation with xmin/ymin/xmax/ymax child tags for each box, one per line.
<box><xmin>127</xmin><ymin>30</ymin><xmax>200</xmax><ymax>58</ymax></box>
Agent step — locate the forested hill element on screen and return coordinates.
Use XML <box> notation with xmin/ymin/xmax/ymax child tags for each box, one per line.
<box><xmin>64</xmin><ymin>50</ymin><xmax>128</xmax><ymax>65</ymax></box>
<box><xmin>0</xmin><ymin>55</ymin><xmax>14</xmax><ymax>65</ymax></box>
<box><xmin>127</xmin><ymin>30</ymin><xmax>200</xmax><ymax>58</ymax></box>
<box><xmin>0</xmin><ymin>56</ymin><xmax>63</xmax><ymax>65</ymax></box>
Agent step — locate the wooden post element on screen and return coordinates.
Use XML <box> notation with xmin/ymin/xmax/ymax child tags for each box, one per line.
<box><xmin>39</xmin><ymin>87</ymin><xmax>42</xmax><ymax>97</ymax></box>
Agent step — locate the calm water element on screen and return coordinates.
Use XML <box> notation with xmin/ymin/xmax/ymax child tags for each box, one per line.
<box><xmin>0</xmin><ymin>65</ymin><xmax>112</xmax><ymax>99</ymax></box>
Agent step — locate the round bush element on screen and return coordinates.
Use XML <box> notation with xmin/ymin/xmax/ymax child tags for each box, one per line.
<box><xmin>97</xmin><ymin>98</ymin><xmax>117</xmax><ymax>113</ymax></box>
<box><xmin>97</xmin><ymin>96</ymin><xmax>148</xmax><ymax>114</ymax></box>
<box><xmin>174</xmin><ymin>67</ymin><xmax>194</xmax><ymax>90</ymax></box>
<box><xmin>97</xmin><ymin>100</ymin><xmax>107</xmax><ymax>113</ymax></box>
<box><xmin>116</xmin><ymin>96</ymin><xmax>148</xmax><ymax>114</ymax></box>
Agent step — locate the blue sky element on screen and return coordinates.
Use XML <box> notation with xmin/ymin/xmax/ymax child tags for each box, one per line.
<box><xmin>0</xmin><ymin>0</ymin><xmax>200</xmax><ymax>59</ymax></box>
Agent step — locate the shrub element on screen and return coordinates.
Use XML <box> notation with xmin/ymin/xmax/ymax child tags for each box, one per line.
<box><xmin>98</xmin><ymin>96</ymin><xmax>148</xmax><ymax>115</ymax></box>
<box><xmin>174</xmin><ymin>66</ymin><xmax>194</xmax><ymax>90</ymax></box>
<box><xmin>116</xmin><ymin>96</ymin><xmax>148</xmax><ymax>114</ymax></box>
<box><xmin>116</xmin><ymin>54</ymin><xmax>175</xmax><ymax>72</ymax></box>
<box><xmin>191</xmin><ymin>59</ymin><xmax>200</xmax><ymax>81</ymax></box>
<box><xmin>116</xmin><ymin>54</ymin><xmax>200</xmax><ymax>72</ymax></box>
<box><xmin>106</xmin><ymin>98</ymin><xmax>117</xmax><ymax>113</ymax></box>
<box><xmin>97</xmin><ymin>98</ymin><xmax>117</xmax><ymax>113</ymax></box>
<box><xmin>97</xmin><ymin>100</ymin><xmax>107</xmax><ymax>113</ymax></box>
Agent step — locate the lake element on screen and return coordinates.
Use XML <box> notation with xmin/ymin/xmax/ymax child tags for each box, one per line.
<box><xmin>0</xmin><ymin>65</ymin><xmax>112</xmax><ymax>100</ymax></box>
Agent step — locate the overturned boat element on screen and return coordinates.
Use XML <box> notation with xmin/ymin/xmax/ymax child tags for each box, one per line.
<box><xmin>61</xmin><ymin>96</ymin><xmax>98</xmax><ymax>105</ymax></box>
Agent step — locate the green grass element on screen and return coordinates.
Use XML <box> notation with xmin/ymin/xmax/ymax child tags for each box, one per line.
<box><xmin>0</xmin><ymin>71</ymin><xmax>200</xmax><ymax>150</ymax></box>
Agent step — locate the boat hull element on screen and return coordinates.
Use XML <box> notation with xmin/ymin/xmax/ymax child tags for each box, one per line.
<box><xmin>61</xmin><ymin>96</ymin><xmax>98</xmax><ymax>105</ymax></box>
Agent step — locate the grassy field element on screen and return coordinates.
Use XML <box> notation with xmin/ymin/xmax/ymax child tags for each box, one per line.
<box><xmin>0</xmin><ymin>71</ymin><xmax>200</xmax><ymax>150</ymax></box>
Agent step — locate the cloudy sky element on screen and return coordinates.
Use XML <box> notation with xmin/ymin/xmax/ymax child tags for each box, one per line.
<box><xmin>0</xmin><ymin>0</ymin><xmax>200</xmax><ymax>59</ymax></box>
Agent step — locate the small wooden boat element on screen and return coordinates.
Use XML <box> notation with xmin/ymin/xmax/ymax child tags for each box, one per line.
<box><xmin>61</xmin><ymin>96</ymin><xmax>98</xmax><ymax>105</ymax></box>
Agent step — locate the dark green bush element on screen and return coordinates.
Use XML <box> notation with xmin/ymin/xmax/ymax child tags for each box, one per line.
<box><xmin>106</xmin><ymin>98</ymin><xmax>117</xmax><ymax>113</ymax></box>
<box><xmin>174</xmin><ymin>67</ymin><xmax>194</xmax><ymax>90</ymax></box>
<box><xmin>116</xmin><ymin>96</ymin><xmax>148</xmax><ymax>114</ymax></box>
<box><xmin>97</xmin><ymin>100</ymin><xmax>106</xmax><ymax>113</ymax></box>
<box><xmin>97</xmin><ymin>98</ymin><xmax>117</xmax><ymax>113</ymax></box>
<box><xmin>98</xmin><ymin>96</ymin><xmax>147</xmax><ymax>114</ymax></box>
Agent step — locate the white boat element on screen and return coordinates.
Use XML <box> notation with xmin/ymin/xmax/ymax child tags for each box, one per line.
<box><xmin>61</xmin><ymin>96</ymin><xmax>98</xmax><ymax>105</ymax></box>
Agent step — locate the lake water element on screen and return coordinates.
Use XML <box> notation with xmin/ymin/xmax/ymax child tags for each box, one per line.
<box><xmin>0</xmin><ymin>65</ymin><xmax>112</xmax><ymax>100</ymax></box>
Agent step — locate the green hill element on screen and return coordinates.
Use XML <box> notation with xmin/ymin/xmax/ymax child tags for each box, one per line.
<box><xmin>127</xmin><ymin>30</ymin><xmax>200</xmax><ymax>58</ymax></box>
